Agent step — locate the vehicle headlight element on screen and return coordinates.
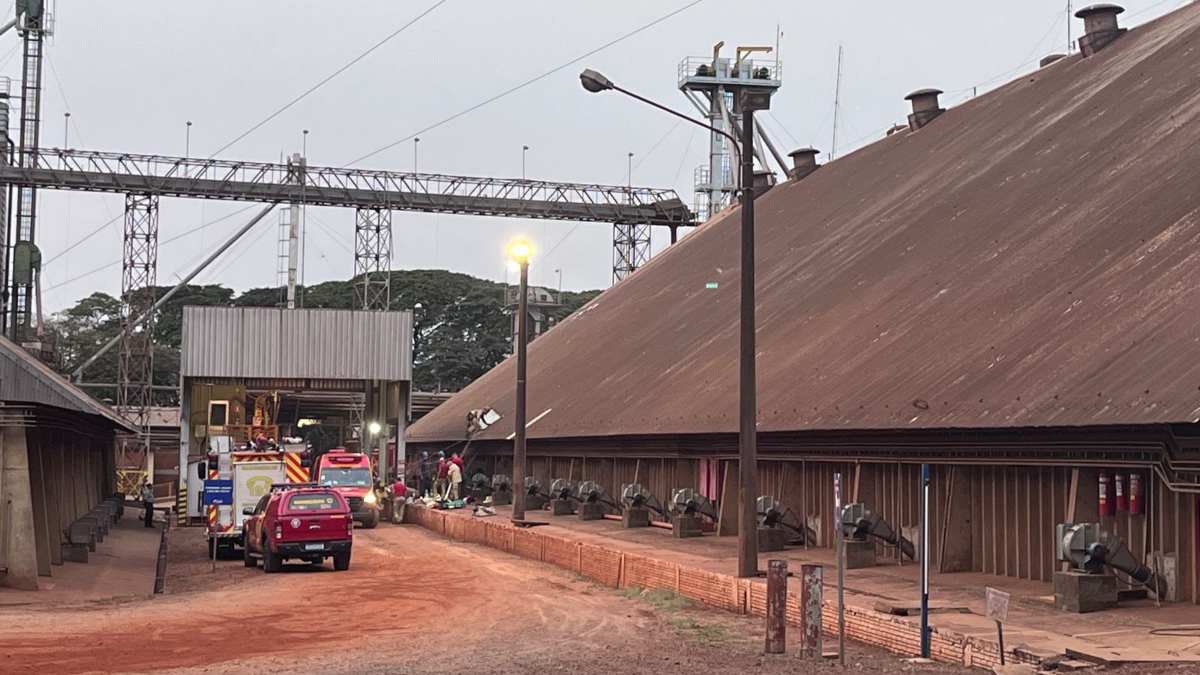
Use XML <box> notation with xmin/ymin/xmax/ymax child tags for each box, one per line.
<box><xmin>363</xmin><ymin>491</ymin><xmax>377</xmax><ymax>505</ymax></box>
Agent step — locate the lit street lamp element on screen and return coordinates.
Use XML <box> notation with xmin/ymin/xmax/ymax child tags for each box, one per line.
<box><xmin>580</xmin><ymin>67</ymin><xmax>772</xmax><ymax>578</ymax></box>
<box><xmin>507</xmin><ymin>238</ymin><xmax>533</xmax><ymax>522</ymax></box>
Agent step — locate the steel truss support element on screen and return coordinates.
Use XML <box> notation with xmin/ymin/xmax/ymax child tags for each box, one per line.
<box><xmin>117</xmin><ymin>194</ymin><xmax>159</xmax><ymax>484</ymax></box>
<box><xmin>612</xmin><ymin>223</ymin><xmax>651</xmax><ymax>283</ymax></box>
<box><xmin>9</xmin><ymin>23</ymin><xmax>43</xmax><ymax>342</ymax></box>
<box><xmin>354</xmin><ymin>207</ymin><xmax>391</xmax><ymax>310</ymax></box>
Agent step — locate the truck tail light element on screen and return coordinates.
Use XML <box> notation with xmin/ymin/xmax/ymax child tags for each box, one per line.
<box><xmin>274</xmin><ymin>523</ymin><xmax>282</xmax><ymax>540</ymax></box>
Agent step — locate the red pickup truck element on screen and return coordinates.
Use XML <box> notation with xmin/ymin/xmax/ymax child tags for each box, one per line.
<box><xmin>242</xmin><ymin>485</ymin><xmax>353</xmax><ymax>572</ymax></box>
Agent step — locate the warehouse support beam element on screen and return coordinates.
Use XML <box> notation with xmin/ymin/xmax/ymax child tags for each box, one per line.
<box><xmin>0</xmin><ymin>426</ymin><xmax>38</xmax><ymax>588</ymax></box>
<box><xmin>354</xmin><ymin>207</ymin><xmax>392</xmax><ymax>311</ymax></box>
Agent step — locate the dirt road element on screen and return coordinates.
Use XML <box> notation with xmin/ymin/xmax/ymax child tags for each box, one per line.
<box><xmin>0</xmin><ymin>523</ymin><xmax>970</xmax><ymax>674</ymax></box>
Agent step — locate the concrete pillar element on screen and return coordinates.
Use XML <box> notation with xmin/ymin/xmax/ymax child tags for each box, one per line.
<box><xmin>1</xmin><ymin>425</ymin><xmax>39</xmax><ymax>589</ymax></box>
<box><xmin>45</xmin><ymin>436</ymin><xmax>63</xmax><ymax>566</ymax></box>
<box><xmin>27</xmin><ymin>432</ymin><xmax>52</xmax><ymax>576</ymax></box>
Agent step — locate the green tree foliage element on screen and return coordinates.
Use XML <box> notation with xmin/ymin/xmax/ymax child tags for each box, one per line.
<box><xmin>49</xmin><ymin>270</ymin><xmax>600</xmax><ymax>399</ymax></box>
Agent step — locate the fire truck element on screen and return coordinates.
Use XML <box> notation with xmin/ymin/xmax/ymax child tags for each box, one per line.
<box><xmin>206</xmin><ymin>438</ymin><xmax>309</xmax><ymax>556</ymax></box>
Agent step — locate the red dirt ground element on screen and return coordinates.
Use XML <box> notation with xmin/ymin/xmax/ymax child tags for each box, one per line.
<box><xmin>0</xmin><ymin>523</ymin><xmax>977</xmax><ymax>674</ymax></box>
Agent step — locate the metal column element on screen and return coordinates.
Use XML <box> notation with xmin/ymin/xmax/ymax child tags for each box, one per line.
<box><xmin>353</xmin><ymin>207</ymin><xmax>392</xmax><ymax>310</ymax></box>
<box><xmin>10</xmin><ymin>21</ymin><xmax>43</xmax><ymax>343</ymax></box>
<box><xmin>611</xmin><ymin>222</ymin><xmax>650</xmax><ymax>283</ymax></box>
<box><xmin>117</xmin><ymin>194</ymin><xmax>159</xmax><ymax>494</ymax></box>
<box><xmin>0</xmin><ymin>86</ymin><xmax>12</xmax><ymax>334</ymax></box>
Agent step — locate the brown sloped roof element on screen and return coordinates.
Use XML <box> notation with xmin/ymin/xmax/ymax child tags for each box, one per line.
<box><xmin>411</xmin><ymin>4</ymin><xmax>1200</xmax><ymax>443</ymax></box>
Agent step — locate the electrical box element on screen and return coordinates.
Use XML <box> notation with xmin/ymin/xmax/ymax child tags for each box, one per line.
<box><xmin>11</xmin><ymin>241</ymin><xmax>40</xmax><ymax>285</ymax></box>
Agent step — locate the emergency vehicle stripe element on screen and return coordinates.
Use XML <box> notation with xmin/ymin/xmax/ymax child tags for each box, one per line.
<box><xmin>284</xmin><ymin>452</ymin><xmax>308</xmax><ymax>483</ymax></box>
<box><xmin>207</xmin><ymin>505</ymin><xmax>217</xmax><ymax>526</ymax></box>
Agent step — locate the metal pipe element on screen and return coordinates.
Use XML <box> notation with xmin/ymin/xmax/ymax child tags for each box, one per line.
<box><xmin>72</xmin><ymin>203</ymin><xmax>277</xmax><ymax>380</ymax></box>
<box><xmin>919</xmin><ymin>463</ymin><xmax>930</xmax><ymax>658</ymax></box>
<box><xmin>754</xmin><ymin>118</ymin><xmax>790</xmax><ymax>177</ymax></box>
<box><xmin>0</xmin><ymin>17</ymin><xmax>17</xmax><ymax>39</ymax></box>
<box><xmin>511</xmin><ymin>259</ymin><xmax>529</xmax><ymax>522</ymax></box>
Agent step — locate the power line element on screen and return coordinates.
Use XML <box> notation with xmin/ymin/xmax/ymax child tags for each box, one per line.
<box><xmin>43</xmin><ymin>211</ymin><xmax>123</xmax><ymax>267</ymax></box>
<box><xmin>209</xmin><ymin>0</ymin><xmax>448</xmax><ymax>158</ymax></box>
<box><xmin>344</xmin><ymin>0</ymin><xmax>708</xmax><ymax>167</ymax></box>
<box><xmin>43</xmin><ymin>205</ymin><xmax>258</xmax><ymax>291</ymax></box>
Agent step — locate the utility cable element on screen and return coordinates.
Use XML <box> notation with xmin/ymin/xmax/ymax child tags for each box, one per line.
<box><xmin>43</xmin><ymin>204</ymin><xmax>257</xmax><ymax>291</ymax></box>
<box><xmin>344</xmin><ymin>0</ymin><xmax>707</xmax><ymax>167</ymax></box>
<box><xmin>210</xmin><ymin>0</ymin><xmax>448</xmax><ymax>158</ymax></box>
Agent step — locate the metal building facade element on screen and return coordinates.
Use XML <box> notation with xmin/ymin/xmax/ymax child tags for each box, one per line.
<box><xmin>181</xmin><ymin>306</ymin><xmax>411</xmax><ymax>381</ymax></box>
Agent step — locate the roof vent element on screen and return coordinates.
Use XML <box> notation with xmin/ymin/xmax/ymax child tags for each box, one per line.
<box><xmin>1040</xmin><ymin>53</ymin><xmax>1066</xmax><ymax>67</ymax></box>
<box><xmin>786</xmin><ymin>148</ymin><xmax>820</xmax><ymax>180</ymax></box>
<box><xmin>905</xmin><ymin>88</ymin><xmax>944</xmax><ymax>131</ymax></box>
<box><xmin>1075</xmin><ymin>4</ymin><xmax>1126</xmax><ymax>56</ymax></box>
<box><xmin>752</xmin><ymin>169</ymin><xmax>776</xmax><ymax>196</ymax></box>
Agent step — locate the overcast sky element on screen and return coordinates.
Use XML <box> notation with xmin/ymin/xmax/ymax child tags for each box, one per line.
<box><xmin>18</xmin><ymin>0</ymin><xmax>1190</xmax><ymax>312</ymax></box>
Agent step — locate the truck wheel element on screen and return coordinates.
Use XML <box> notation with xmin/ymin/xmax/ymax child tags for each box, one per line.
<box><xmin>333</xmin><ymin>551</ymin><xmax>351</xmax><ymax>571</ymax></box>
<box><xmin>243</xmin><ymin>539</ymin><xmax>256</xmax><ymax>568</ymax></box>
<box><xmin>363</xmin><ymin>510</ymin><xmax>379</xmax><ymax>529</ymax></box>
<box><xmin>262</xmin><ymin>539</ymin><xmax>281</xmax><ymax>573</ymax></box>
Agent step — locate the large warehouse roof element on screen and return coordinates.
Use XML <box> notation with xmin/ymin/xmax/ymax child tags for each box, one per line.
<box><xmin>0</xmin><ymin>336</ymin><xmax>136</xmax><ymax>432</ymax></box>
<box><xmin>412</xmin><ymin>5</ymin><xmax>1200</xmax><ymax>443</ymax></box>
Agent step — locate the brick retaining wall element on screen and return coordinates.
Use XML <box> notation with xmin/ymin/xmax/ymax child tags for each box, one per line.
<box><xmin>407</xmin><ymin>505</ymin><xmax>1037</xmax><ymax>670</ymax></box>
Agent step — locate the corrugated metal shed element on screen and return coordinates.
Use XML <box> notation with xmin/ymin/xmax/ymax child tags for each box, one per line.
<box><xmin>181</xmin><ymin>307</ymin><xmax>411</xmax><ymax>381</ymax></box>
<box><xmin>0</xmin><ymin>335</ymin><xmax>136</xmax><ymax>432</ymax></box>
<box><xmin>411</xmin><ymin>5</ymin><xmax>1200</xmax><ymax>443</ymax></box>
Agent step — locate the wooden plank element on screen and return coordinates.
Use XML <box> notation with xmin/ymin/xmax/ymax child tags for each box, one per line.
<box><xmin>717</xmin><ymin>460</ymin><xmax>737</xmax><ymax>536</ymax></box>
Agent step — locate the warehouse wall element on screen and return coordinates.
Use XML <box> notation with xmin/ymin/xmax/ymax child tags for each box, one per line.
<box><xmin>455</xmin><ymin>447</ymin><xmax>1200</xmax><ymax>605</ymax></box>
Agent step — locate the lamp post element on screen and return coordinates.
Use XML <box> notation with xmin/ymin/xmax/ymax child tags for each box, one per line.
<box><xmin>507</xmin><ymin>239</ymin><xmax>532</xmax><ymax>522</ymax></box>
<box><xmin>185</xmin><ymin>120</ymin><xmax>192</xmax><ymax>158</ymax></box>
<box><xmin>580</xmin><ymin>67</ymin><xmax>770</xmax><ymax>578</ymax></box>
<box><xmin>522</xmin><ymin>145</ymin><xmax>530</xmax><ymax>180</ymax></box>
<box><xmin>413</xmin><ymin>137</ymin><xmax>420</xmax><ymax>173</ymax></box>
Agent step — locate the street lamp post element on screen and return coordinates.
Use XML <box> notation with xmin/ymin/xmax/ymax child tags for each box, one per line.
<box><xmin>522</xmin><ymin>145</ymin><xmax>530</xmax><ymax>180</ymax></box>
<box><xmin>413</xmin><ymin>137</ymin><xmax>420</xmax><ymax>173</ymax></box>
<box><xmin>580</xmin><ymin>68</ymin><xmax>771</xmax><ymax>578</ymax></box>
<box><xmin>507</xmin><ymin>239</ymin><xmax>532</xmax><ymax>522</ymax></box>
<box><xmin>186</xmin><ymin>120</ymin><xmax>192</xmax><ymax>158</ymax></box>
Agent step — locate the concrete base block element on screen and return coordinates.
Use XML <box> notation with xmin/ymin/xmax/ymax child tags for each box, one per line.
<box><xmin>758</xmin><ymin>527</ymin><xmax>786</xmax><ymax>552</ymax></box>
<box><xmin>527</xmin><ymin>494</ymin><xmax>549</xmax><ymax>510</ymax></box>
<box><xmin>492</xmin><ymin>488</ymin><xmax>512</xmax><ymax>506</ymax></box>
<box><xmin>673</xmin><ymin>514</ymin><xmax>703</xmax><ymax>538</ymax></box>
<box><xmin>843</xmin><ymin>539</ymin><xmax>877</xmax><ymax>569</ymax></box>
<box><xmin>1054</xmin><ymin>570</ymin><xmax>1117</xmax><ymax>613</ymax></box>
<box><xmin>66</xmin><ymin>523</ymin><xmax>97</xmax><ymax>552</ymax></box>
<box><xmin>578</xmin><ymin>502</ymin><xmax>606</xmax><ymax>521</ymax></box>
<box><xmin>551</xmin><ymin>499</ymin><xmax>576</xmax><ymax>516</ymax></box>
<box><xmin>62</xmin><ymin>542</ymin><xmax>89</xmax><ymax>563</ymax></box>
<box><xmin>622</xmin><ymin>507</ymin><xmax>651</xmax><ymax>528</ymax></box>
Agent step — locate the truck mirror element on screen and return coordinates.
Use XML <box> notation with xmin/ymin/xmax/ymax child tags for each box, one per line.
<box><xmin>242</xmin><ymin>506</ymin><xmax>255</xmax><ymax>516</ymax></box>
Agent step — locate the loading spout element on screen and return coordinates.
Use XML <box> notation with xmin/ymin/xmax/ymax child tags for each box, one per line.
<box><xmin>847</xmin><ymin>511</ymin><xmax>915</xmax><ymax>560</ymax></box>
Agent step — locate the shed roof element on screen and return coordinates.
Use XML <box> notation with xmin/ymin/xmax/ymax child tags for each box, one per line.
<box><xmin>0</xmin><ymin>336</ymin><xmax>136</xmax><ymax>432</ymax></box>
<box><xmin>411</xmin><ymin>4</ymin><xmax>1200</xmax><ymax>443</ymax></box>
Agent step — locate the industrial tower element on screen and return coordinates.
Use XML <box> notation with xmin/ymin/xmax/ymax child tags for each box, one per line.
<box><xmin>678</xmin><ymin>43</ymin><xmax>785</xmax><ymax>221</ymax></box>
<box><xmin>9</xmin><ymin>2</ymin><xmax>52</xmax><ymax>348</ymax></box>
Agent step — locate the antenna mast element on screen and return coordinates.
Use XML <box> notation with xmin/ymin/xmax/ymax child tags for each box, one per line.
<box><xmin>830</xmin><ymin>45</ymin><xmax>844</xmax><ymax>161</ymax></box>
<box><xmin>1067</xmin><ymin>1</ymin><xmax>1074</xmax><ymax>52</ymax></box>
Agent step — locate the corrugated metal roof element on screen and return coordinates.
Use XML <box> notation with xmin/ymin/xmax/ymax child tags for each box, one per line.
<box><xmin>0</xmin><ymin>336</ymin><xmax>136</xmax><ymax>432</ymax></box>
<box><xmin>181</xmin><ymin>307</ymin><xmax>412</xmax><ymax>381</ymax></box>
<box><xmin>411</xmin><ymin>5</ymin><xmax>1200</xmax><ymax>443</ymax></box>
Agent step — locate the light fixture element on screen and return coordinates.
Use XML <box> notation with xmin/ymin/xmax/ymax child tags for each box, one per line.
<box><xmin>507</xmin><ymin>239</ymin><xmax>532</xmax><ymax>265</ymax></box>
<box><xmin>367</xmin><ymin>421</ymin><xmax>382</xmax><ymax>435</ymax></box>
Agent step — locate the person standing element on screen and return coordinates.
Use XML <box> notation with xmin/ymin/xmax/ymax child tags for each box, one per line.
<box><xmin>140</xmin><ymin>481</ymin><xmax>156</xmax><ymax>528</ymax></box>
<box><xmin>446</xmin><ymin>458</ymin><xmax>463</xmax><ymax>501</ymax></box>
<box><xmin>418</xmin><ymin>451</ymin><xmax>433</xmax><ymax>497</ymax></box>
<box><xmin>434</xmin><ymin>452</ymin><xmax>449</xmax><ymax>499</ymax></box>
